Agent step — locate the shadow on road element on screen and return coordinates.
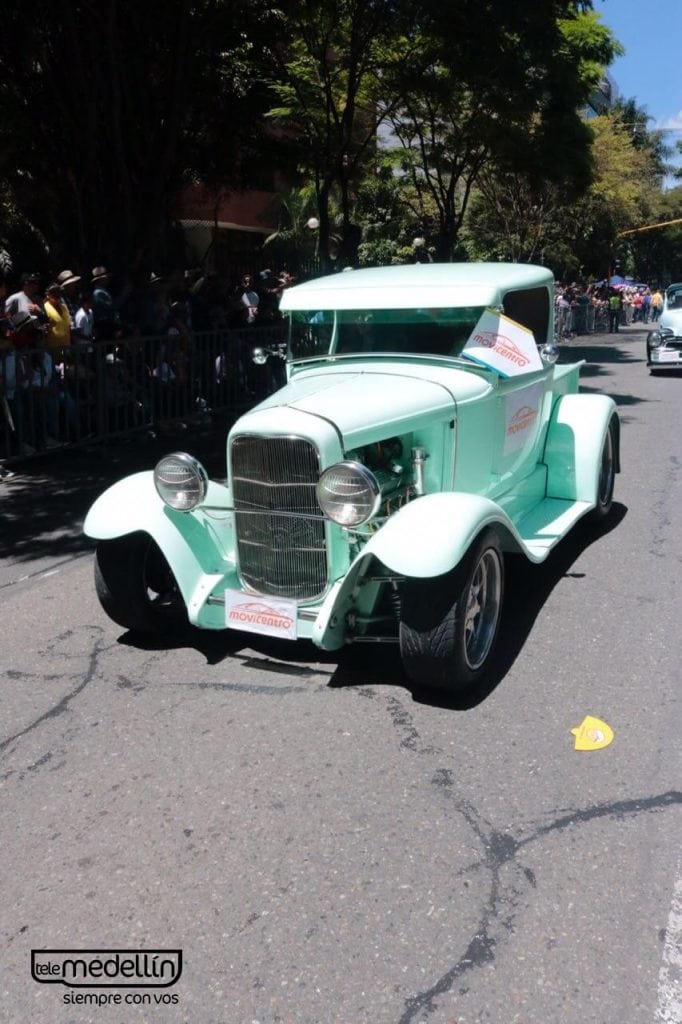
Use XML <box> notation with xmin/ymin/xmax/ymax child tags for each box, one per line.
<box><xmin>332</xmin><ymin>502</ymin><xmax>628</xmax><ymax>710</ymax></box>
<box><xmin>564</xmin><ymin>342</ymin><xmax>643</xmax><ymax>372</ymax></box>
<box><xmin>1</xmin><ymin>420</ymin><xmax>229</xmax><ymax>565</ymax></box>
<box><xmin>118</xmin><ymin>503</ymin><xmax>628</xmax><ymax>712</ymax></box>
<box><xmin>559</xmin><ymin>336</ymin><xmax>649</xmax><ymax>414</ymax></box>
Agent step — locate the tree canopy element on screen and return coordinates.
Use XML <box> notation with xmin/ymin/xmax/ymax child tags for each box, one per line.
<box><xmin>3</xmin><ymin>0</ymin><xmax>678</xmax><ymax>284</ymax></box>
<box><xmin>0</xmin><ymin>0</ymin><xmax>282</xmax><ymax>276</ymax></box>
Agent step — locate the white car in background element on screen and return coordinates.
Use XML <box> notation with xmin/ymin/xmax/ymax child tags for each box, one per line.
<box><xmin>647</xmin><ymin>283</ymin><xmax>682</xmax><ymax>372</ymax></box>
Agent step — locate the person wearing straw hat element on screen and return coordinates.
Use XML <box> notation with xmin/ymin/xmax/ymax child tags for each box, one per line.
<box><xmin>57</xmin><ymin>269</ymin><xmax>81</xmax><ymax>323</ymax></box>
<box><xmin>91</xmin><ymin>266</ymin><xmax>118</xmax><ymax>341</ymax></box>
<box><xmin>44</xmin><ymin>282</ymin><xmax>72</xmax><ymax>352</ymax></box>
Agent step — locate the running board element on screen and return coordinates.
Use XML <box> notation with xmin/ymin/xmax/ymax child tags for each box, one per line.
<box><xmin>515</xmin><ymin>498</ymin><xmax>593</xmax><ymax>560</ymax></box>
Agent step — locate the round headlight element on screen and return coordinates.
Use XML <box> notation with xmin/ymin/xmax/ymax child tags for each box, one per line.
<box><xmin>252</xmin><ymin>347</ymin><xmax>267</xmax><ymax>365</ymax></box>
<box><xmin>317</xmin><ymin>461</ymin><xmax>381</xmax><ymax>527</ymax></box>
<box><xmin>154</xmin><ymin>452</ymin><xmax>208</xmax><ymax>511</ymax></box>
<box><xmin>648</xmin><ymin>331</ymin><xmax>662</xmax><ymax>348</ymax></box>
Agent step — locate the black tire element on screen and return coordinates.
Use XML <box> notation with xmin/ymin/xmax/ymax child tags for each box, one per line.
<box><xmin>399</xmin><ymin>529</ymin><xmax>504</xmax><ymax>693</ymax></box>
<box><xmin>94</xmin><ymin>532</ymin><xmax>188</xmax><ymax>635</ymax></box>
<box><xmin>586</xmin><ymin>417</ymin><xmax>616</xmax><ymax>523</ymax></box>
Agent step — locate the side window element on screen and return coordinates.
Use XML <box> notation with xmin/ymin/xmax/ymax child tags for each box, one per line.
<box><xmin>503</xmin><ymin>287</ymin><xmax>550</xmax><ymax>345</ymax></box>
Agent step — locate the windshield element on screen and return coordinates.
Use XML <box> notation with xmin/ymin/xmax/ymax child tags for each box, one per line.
<box><xmin>288</xmin><ymin>307</ymin><xmax>487</xmax><ymax>361</ymax></box>
<box><xmin>666</xmin><ymin>286</ymin><xmax>682</xmax><ymax>309</ymax></box>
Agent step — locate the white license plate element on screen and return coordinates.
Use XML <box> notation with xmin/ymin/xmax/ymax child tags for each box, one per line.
<box><xmin>224</xmin><ymin>593</ymin><xmax>297</xmax><ymax>639</ymax></box>
<box><xmin>655</xmin><ymin>350</ymin><xmax>682</xmax><ymax>362</ymax></box>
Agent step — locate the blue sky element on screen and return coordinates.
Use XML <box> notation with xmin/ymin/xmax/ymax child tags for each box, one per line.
<box><xmin>596</xmin><ymin>0</ymin><xmax>681</xmax><ymax>132</ymax></box>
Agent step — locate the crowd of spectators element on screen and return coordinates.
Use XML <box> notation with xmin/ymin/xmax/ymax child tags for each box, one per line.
<box><xmin>2</xmin><ymin>263</ymin><xmax>297</xmax><ymax>341</ymax></box>
<box><xmin>0</xmin><ymin>263</ymin><xmax>297</xmax><ymax>470</ymax></box>
<box><xmin>0</xmin><ymin>261</ymin><xmax>669</xmax><ymax>478</ymax></box>
<box><xmin>554</xmin><ymin>281</ymin><xmax>663</xmax><ymax>336</ymax></box>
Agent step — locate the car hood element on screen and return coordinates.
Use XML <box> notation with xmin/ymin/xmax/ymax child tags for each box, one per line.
<box><xmin>242</xmin><ymin>361</ymin><xmax>493</xmax><ymax>447</ymax></box>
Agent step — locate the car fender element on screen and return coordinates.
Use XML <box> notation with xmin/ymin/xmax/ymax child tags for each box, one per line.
<box><xmin>544</xmin><ymin>394</ymin><xmax>619</xmax><ymax>504</ymax></box>
<box><xmin>84</xmin><ymin>472</ymin><xmax>234</xmax><ymax>616</ymax></box>
<box><xmin>357</xmin><ymin>492</ymin><xmax>527</xmax><ymax>578</ymax></box>
<box><xmin>311</xmin><ymin>492</ymin><xmax>525</xmax><ymax>650</ymax></box>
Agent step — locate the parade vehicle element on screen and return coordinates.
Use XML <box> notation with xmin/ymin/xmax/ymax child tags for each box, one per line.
<box><xmin>647</xmin><ymin>282</ymin><xmax>682</xmax><ymax>372</ymax></box>
<box><xmin>84</xmin><ymin>263</ymin><xmax>620</xmax><ymax>694</ymax></box>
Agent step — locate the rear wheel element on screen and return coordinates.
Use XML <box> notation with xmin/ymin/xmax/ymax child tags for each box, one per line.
<box><xmin>586</xmin><ymin>418</ymin><xmax>616</xmax><ymax>523</ymax></box>
<box><xmin>399</xmin><ymin>530</ymin><xmax>504</xmax><ymax>694</ymax></box>
<box><xmin>94</xmin><ymin>532</ymin><xmax>187</xmax><ymax>635</ymax></box>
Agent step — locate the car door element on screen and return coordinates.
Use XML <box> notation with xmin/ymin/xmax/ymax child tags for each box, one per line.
<box><xmin>490</xmin><ymin>284</ymin><xmax>553</xmax><ymax>492</ymax></box>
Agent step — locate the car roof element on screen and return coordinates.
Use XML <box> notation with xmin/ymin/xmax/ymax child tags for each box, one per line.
<box><xmin>280</xmin><ymin>263</ymin><xmax>554</xmax><ymax>312</ymax></box>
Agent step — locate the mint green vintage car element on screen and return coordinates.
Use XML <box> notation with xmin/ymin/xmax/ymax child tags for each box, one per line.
<box><xmin>84</xmin><ymin>264</ymin><xmax>620</xmax><ymax>693</ymax></box>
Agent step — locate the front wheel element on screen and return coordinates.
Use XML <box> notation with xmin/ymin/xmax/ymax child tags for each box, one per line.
<box><xmin>94</xmin><ymin>532</ymin><xmax>188</xmax><ymax>635</ymax></box>
<box><xmin>399</xmin><ymin>530</ymin><xmax>504</xmax><ymax>694</ymax></box>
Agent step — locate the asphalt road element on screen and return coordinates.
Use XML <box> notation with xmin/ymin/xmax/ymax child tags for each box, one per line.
<box><xmin>1</xmin><ymin>325</ymin><xmax>682</xmax><ymax>1024</ymax></box>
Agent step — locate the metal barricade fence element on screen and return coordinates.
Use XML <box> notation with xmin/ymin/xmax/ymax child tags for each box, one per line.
<box><xmin>0</xmin><ymin>304</ymin><xmax>621</xmax><ymax>463</ymax></box>
<box><xmin>554</xmin><ymin>302</ymin><xmax>611</xmax><ymax>340</ymax></box>
<box><xmin>554</xmin><ymin>305</ymin><xmax>574</xmax><ymax>340</ymax></box>
<box><xmin>0</xmin><ymin>324</ymin><xmax>292</xmax><ymax>463</ymax></box>
<box><xmin>589</xmin><ymin>304</ymin><xmax>610</xmax><ymax>333</ymax></box>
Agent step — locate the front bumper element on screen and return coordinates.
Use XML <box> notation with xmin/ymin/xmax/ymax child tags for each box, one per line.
<box><xmin>648</xmin><ymin>346</ymin><xmax>682</xmax><ymax>368</ymax></box>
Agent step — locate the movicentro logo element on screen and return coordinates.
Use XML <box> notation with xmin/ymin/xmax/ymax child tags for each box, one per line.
<box><xmin>31</xmin><ymin>949</ymin><xmax>182</xmax><ymax>988</ymax></box>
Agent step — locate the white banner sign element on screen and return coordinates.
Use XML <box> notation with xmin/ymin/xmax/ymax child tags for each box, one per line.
<box><xmin>462</xmin><ymin>309</ymin><xmax>543</xmax><ymax>377</ymax></box>
<box><xmin>225</xmin><ymin>593</ymin><xmax>297</xmax><ymax>639</ymax></box>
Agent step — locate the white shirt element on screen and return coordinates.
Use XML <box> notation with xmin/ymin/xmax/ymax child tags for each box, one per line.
<box><xmin>241</xmin><ymin>289</ymin><xmax>259</xmax><ymax>323</ymax></box>
<box><xmin>5</xmin><ymin>290</ymin><xmax>37</xmax><ymax>317</ymax></box>
<box><xmin>74</xmin><ymin>307</ymin><xmax>94</xmax><ymax>340</ymax></box>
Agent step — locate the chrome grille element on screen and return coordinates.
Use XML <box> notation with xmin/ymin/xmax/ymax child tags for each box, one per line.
<box><xmin>231</xmin><ymin>435</ymin><xmax>327</xmax><ymax>599</ymax></box>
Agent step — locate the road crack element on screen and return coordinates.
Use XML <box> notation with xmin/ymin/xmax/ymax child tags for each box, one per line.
<box><xmin>0</xmin><ymin>627</ymin><xmax>107</xmax><ymax>757</ymax></box>
<box><xmin>398</xmin><ymin>772</ymin><xmax>682</xmax><ymax>1024</ymax></box>
<box><xmin>372</xmin><ymin>694</ymin><xmax>682</xmax><ymax>1024</ymax></box>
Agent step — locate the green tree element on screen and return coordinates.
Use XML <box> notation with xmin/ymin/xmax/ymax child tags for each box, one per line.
<box><xmin>612</xmin><ymin>96</ymin><xmax>671</xmax><ymax>180</ymax></box>
<box><xmin>573</xmin><ymin>112</ymin><xmax>660</xmax><ymax>278</ymax></box>
<box><xmin>624</xmin><ymin>187</ymin><xmax>682</xmax><ymax>284</ymax></box>
<box><xmin>0</xmin><ymin>0</ymin><xmax>282</xmax><ymax>276</ymax></box>
<box><xmin>267</xmin><ymin>0</ymin><xmax>414</xmax><ymax>270</ymax></box>
<box><xmin>382</xmin><ymin>2</ymin><xmax>620</xmax><ymax>261</ymax></box>
<box><xmin>464</xmin><ymin>107</ymin><xmax>661</xmax><ymax>281</ymax></box>
<box><xmin>262</xmin><ymin>185</ymin><xmax>321</xmax><ymax>271</ymax></box>
<box><xmin>463</xmin><ymin>174</ymin><xmax>575</xmax><ymax>269</ymax></box>
<box><xmin>354</xmin><ymin>161</ymin><xmax>432</xmax><ymax>265</ymax></box>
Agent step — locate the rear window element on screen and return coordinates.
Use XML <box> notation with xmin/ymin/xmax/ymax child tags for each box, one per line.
<box><xmin>503</xmin><ymin>287</ymin><xmax>550</xmax><ymax>345</ymax></box>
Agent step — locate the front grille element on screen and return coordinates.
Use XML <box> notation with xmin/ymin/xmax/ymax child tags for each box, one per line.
<box><xmin>231</xmin><ymin>435</ymin><xmax>327</xmax><ymax>600</ymax></box>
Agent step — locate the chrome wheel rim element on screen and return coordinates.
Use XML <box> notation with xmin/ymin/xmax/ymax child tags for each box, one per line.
<box><xmin>598</xmin><ymin>428</ymin><xmax>614</xmax><ymax>507</ymax></box>
<box><xmin>463</xmin><ymin>549</ymin><xmax>503</xmax><ymax>670</ymax></box>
